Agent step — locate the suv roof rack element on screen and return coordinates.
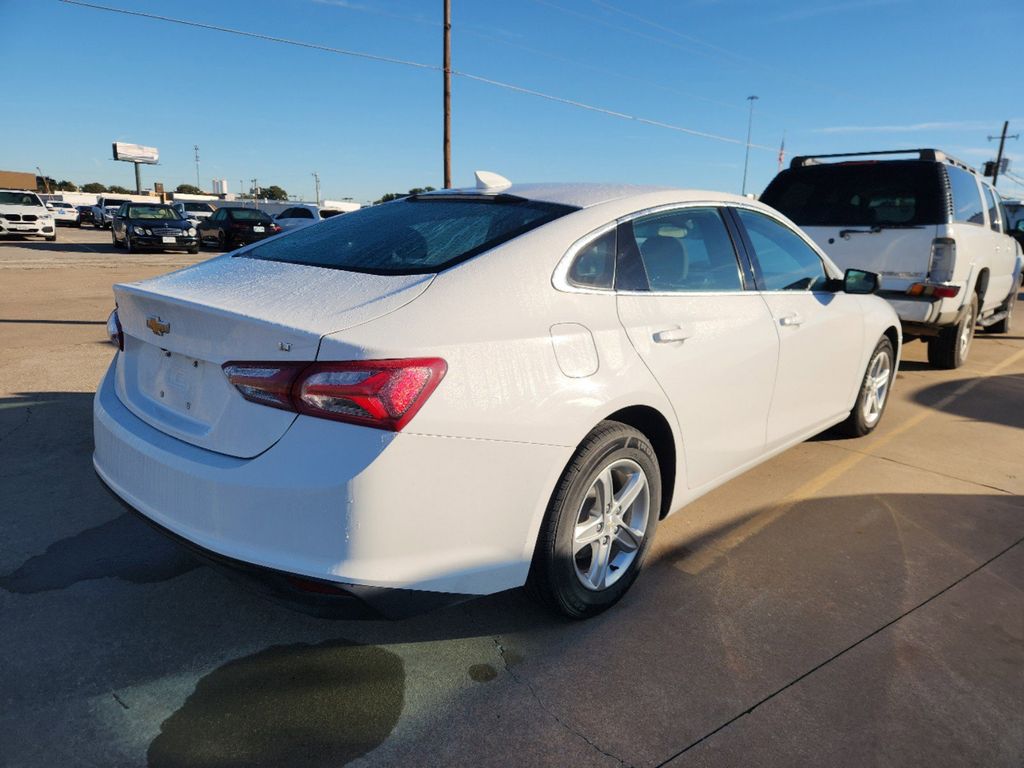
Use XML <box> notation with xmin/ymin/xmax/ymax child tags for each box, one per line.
<box><xmin>790</xmin><ymin>148</ymin><xmax>977</xmax><ymax>175</ymax></box>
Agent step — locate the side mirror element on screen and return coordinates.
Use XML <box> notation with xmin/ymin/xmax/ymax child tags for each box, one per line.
<box><xmin>843</xmin><ymin>268</ymin><xmax>879</xmax><ymax>295</ymax></box>
<box><xmin>1015</xmin><ymin>220</ymin><xmax>1024</xmax><ymax>232</ymax></box>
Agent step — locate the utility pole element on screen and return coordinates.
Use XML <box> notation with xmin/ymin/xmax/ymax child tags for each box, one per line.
<box><xmin>251</xmin><ymin>178</ymin><xmax>259</xmax><ymax>209</ymax></box>
<box><xmin>741</xmin><ymin>95</ymin><xmax>759</xmax><ymax>196</ymax></box>
<box><xmin>312</xmin><ymin>172</ymin><xmax>321</xmax><ymax>205</ymax></box>
<box><xmin>194</xmin><ymin>145</ymin><xmax>201</xmax><ymax>191</ymax></box>
<box><xmin>36</xmin><ymin>166</ymin><xmax>51</xmax><ymax>195</ymax></box>
<box><xmin>987</xmin><ymin>121</ymin><xmax>1019</xmax><ymax>188</ymax></box>
<box><xmin>443</xmin><ymin>0</ymin><xmax>452</xmax><ymax>188</ymax></box>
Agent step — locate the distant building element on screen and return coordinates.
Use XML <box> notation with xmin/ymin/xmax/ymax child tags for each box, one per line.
<box><xmin>0</xmin><ymin>170</ymin><xmax>39</xmax><ymax>191</ymax></box>
<box><xmin>212</xmin><ymin>179</ymin><xmax>228</xmax><ymax>195</ymax></box>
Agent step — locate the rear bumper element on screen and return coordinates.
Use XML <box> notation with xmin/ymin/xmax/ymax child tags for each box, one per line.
<box><xmin>877</xmin><ymin>292</ymin><xmax>962</xmax><ymax>332</ymax></box>
<box><xmin>93</xmin><ymin>359</ymin><xmax>567</xmax><ymax>607</ymax></box>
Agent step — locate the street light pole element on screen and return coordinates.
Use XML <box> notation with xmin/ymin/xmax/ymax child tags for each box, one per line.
<box><xmin>194</xmin><ymin>145</ymin><xmax>201</xmax><ymax>191</ymax></box>
<box><xmin>741</xmin><ymin>95</ymin><xmax>759</xmax><ymax>196</ymax></box>
<box><xmin>312</xmin><ymin>172</ymin><xmax>321</xmax><ymax>205</ymax></box>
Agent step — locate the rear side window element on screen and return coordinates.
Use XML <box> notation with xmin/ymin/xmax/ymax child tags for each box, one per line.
<box><xmin>761</xmin><ymin>161</ymin><xmax>947</xmax><ymax>227</ymax></box>
<box><xmin>736</xmin><ymin>209</ymin><xmax>828</xmax><ymax>291</ymax></box>
<box><xmin>568</xmin><ymin>229</ymin><xmax>616</xmax><ymax>289</ymax></box>
<box><xmin>243</xmin><ymin>196</ymin><xmax>577</xmax><ymax>275</ymax></box>
<box><xmin>946</xmin><ymin>167</ymin><xmax>985</xmax><ymax>225</ymax></box>
<box><xmin>618</xmin><ymin>208</ymin><xmax>743</xmax><ymax>292</ymax></box>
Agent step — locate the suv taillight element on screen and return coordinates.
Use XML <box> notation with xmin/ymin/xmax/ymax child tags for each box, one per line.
<box><xmin>222</xmin><ymin>358</ymin><xmax>447</xmax><ymax>431</ymax></box>
<box><xmin>928</xmin><ymin>237</ymin><xmax>956</xmax><ymax>283</ymax></box>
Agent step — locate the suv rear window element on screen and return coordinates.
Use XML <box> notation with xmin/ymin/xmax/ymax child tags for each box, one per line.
<box><xmin>242</xmin><ymin>195</ymin><xmax>578</xmax><ymax>275</ymax></box>
<box><xmin>761</xmin><ymin>161</ymin><xmax>947</xmax><ymax>227</ymax></box>
<box><xmin>228</xmin><ymin>208</ymin><xmax>272</xmax><ymax>222</ymax></box>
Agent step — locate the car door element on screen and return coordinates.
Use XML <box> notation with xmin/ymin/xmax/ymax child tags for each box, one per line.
<box><xmin>614</xmin><ymin>205</ymin><xmax>779</xmax><ymax>489</ymax></box>
<box><xmin>203</xmin><ymin>208</ymin><xmax>225</xmax><ymax>241</ymax></box>
<box><xmin>732</xmin><ymin>207</ymin><xmax>864</xmax><ymax>448</ymax></box>
<box><xmin>983</xmin><ymin>185</ymin><xmax>1016</xmax><ymax>308</ymax></box>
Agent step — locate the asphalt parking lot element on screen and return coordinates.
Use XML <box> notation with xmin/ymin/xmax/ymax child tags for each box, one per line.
<box><xmin>1</xmin><ymin>227</ymin><xmax>1022</xmax><ymax>768</ymax></box>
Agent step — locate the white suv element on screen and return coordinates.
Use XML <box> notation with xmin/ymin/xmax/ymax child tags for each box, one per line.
<box><xmin>0</xmin><ymin>189</ymin><xmax>57</xmax><ymax>241</ymax></box>
<box><xmin>762</xmin><ymin>149</ymin><xmax>1022</xmax><ymax>368</ymax></box>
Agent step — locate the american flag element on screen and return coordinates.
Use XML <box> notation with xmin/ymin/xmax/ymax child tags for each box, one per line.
<box><xmin>777</xmin><ymin>134</ymin><xmax>786</xmax><ymax>170</ymax></box>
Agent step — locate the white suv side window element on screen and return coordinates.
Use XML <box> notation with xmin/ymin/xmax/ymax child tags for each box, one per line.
<box><xmin>983</xmin><ymin>185</ymin><xmax>1002</xmax><ymax>233</ymax></box>
<box><xmin>947</xmin><ymin>167</ymin><xmax>986</xmax><ymax>225</ymax></box>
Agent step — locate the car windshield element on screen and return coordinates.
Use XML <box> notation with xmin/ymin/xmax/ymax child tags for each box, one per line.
<box><xmin>229</xmin><ymin>208</ymin><xmax>272</xmax><ymax>222</ymax></box>
<box><xmin>761</xmin><ymin>161</ymin><xmax>947</xmax><ymax>227</ymax></box>
<box><xmin>129</xmin><ymin>205</ymin><xmax>178</xmax><ymax>220</ymax></box>
<box><xmin>242</xmin><ymin>195</ymin><xmax>578</xmax><ymax>275</ymax></box>
<box><xmin>0</xmin><ymin>192</ymin><xmax>44</xmax><ymax>206</ymax></box>
<box><xmin>184</xmin><ymin>203</ymin><xmax>213</xmax><ymax>212</ymax></box>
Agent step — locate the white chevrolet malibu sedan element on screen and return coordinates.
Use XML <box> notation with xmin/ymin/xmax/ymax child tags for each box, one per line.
<box><xmin>94</xmin><ymin>175</ymin><xmax>901</xmax><ymax>619</ymax></box>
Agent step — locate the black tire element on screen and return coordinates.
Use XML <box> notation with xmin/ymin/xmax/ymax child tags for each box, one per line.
<box><xmin>981</xmin><ymin>284</ymin><xmax>1017</xmax><ymax>335</ymax></box>
<box><xmin>928</xmin><ymin>293</ymin><xmax>977</xmax><ymax>369</ymax></box>
<box><xmin>527</xmin><ymin>420</ymin><xmax>661</xmax><ymax>619</ymax></box>
<box><xmin>188</xmin><ymin>246</ymin><xmax>199</xmax><ymax>255</ymax></box>
<box><xmin>217</xmin><ymin>231</ymin><xmax>227</xmax><ymax>251</ymax></box>
<box><xmin>45</xmin><ymin>234</ymin><xmax>56</xmax><ymax>242</ymax></box>
<box><xmin>836</xmin><ymin>337</ymin><xmax>895</xmax><ymax>438</ymax></box>
<box><xmin>111</xmin><ymin>231</ymin><xmax>119</xmax><ymax>248</ymax></box>
<box><xmin>125</xmin><ymin>234</ymin><xmax>134</xmax><ymax>253</ymax></box>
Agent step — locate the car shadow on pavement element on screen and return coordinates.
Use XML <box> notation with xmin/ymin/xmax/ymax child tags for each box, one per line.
<box><xmin>911</xmin><ymin>373</ymin><xmax>1024</xmax><ymax>430</ymax></box>
<box><xmin>3</xmin><ymin>388</ymin><xmax>1024</xmax><ymax>767</ymax></box>
<box><xmin>0</xmin><ymin>240</ymin><xmax>117</xmax><ymax>253</ymax></box>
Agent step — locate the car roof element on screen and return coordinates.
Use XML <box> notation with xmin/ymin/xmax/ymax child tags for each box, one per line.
<box><xmin>421</xmin><ymin>182</ymin><xmax>752</xmax><ymax>209</ymax></box>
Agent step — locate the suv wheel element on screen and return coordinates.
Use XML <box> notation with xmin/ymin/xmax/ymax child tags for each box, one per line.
<box><xmin>928</xmin><ymin>293</ymin><xmax>977</xmax><ymax>369</ymax></box>
<box><xmin>527</xmin><ymin>421</ymin><xmax>661</xmax><ymax>619</ymax></box>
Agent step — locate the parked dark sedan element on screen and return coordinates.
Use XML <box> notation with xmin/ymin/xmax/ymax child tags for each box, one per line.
<box><xmin>111</xmin><ymin>203</ymin><xmax>199</xmax><ymax>253</ymax></box>
<box><xmin>196</xmin><ymin>207</ymin><xmax>281</xmax><ymax>250</ymax></box>
<box><xmin>77</xmin><ymin>206</ymin><xmax>94</xmax><ymax>226</ymax></box>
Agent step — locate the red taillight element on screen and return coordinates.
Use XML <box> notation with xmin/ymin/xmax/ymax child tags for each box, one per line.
<box><xmin>273</xmin><ymin>224</ymin><xmax>282</xmax><ymax>233</ymax></box>
<box><xmin>907</xmin><ymin>282</ymin><xmax>961</xmax><ymax>299</ymax></box>
<box><xmin>221</xmin><ymin>358</ymin><xmax>447</xmax><ymax>431</ymax></box>
<box><xmin>106</xmin><ymin>308</ymin><xmax>123</xmax><ymax>350</ymax></box>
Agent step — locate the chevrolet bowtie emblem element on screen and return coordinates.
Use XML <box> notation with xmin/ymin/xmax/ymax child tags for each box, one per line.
<box><xmin>146</xmin><ymin>316</ymin><xmax>171</xmax><ymax>336</ymax></box>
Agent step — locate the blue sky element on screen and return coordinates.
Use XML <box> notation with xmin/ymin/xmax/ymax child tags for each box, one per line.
<box><xmin>3</xmin><ymin>0</ymin><xmax>1023</xmax><ymax>202</ymax></box>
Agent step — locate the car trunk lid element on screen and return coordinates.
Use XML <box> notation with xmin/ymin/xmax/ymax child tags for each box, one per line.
<box><xmin>112</xmin><ymin>255</ymin><xmax>433</xmax><ymax>458</ymax></box>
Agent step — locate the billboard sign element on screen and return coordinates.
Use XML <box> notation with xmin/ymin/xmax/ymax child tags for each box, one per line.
<box><xmin>112</xmin><ymin>142</ymin><xmax>159</xmax><ymax>164</ymax></box>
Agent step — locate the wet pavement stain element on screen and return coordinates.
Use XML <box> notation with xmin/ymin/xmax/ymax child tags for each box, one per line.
<box><xmin>468</xmin><ymin>663</ymin><xmax>498</xmax><ymax>682</ymax></box>
<box><xmin>148</xmin><ymin>639</ymin><xmax>404</xmax><ymax>768</ymax></box>
<box><xmin>0</xmin><ymin>513</ymin><xmax>198</xmax><ymax>594</ymax></box>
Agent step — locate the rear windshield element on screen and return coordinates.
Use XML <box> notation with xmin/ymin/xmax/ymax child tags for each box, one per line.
<box><xmin>229</xmin><ymin>208</ymin><xmax>272</xmax><ymax>222</ymax></box>
<box><xmin>761</xmin><ymin>161</ymin><xmax>947</xmax><ymax>227</ymax></box>
<box><xmin>241</xmin><ymin>195</ymin><xmax>578</xmax><ymax>275</ymax></box>
<box><xmin>104</xmin><ymin>199</ymin><xmax>128</xmax><ymax>208</ymax></box>
<box><xmin>184</xmin><ymin>202</ymin><xmax>213</xmax><ymax>212</ymax></box>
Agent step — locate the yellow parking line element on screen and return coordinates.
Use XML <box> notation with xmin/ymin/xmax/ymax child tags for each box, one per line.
<box><xmin>675</xmin><ymin>346</ymin><xmax>1024</xmax><ymax>575</ymax></box>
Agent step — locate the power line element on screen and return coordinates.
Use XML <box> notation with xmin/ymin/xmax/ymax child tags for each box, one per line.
<box><xmin>60</xmin><ymin>0</ymin><xmax>775</xmax><ymax>151</ymax></box>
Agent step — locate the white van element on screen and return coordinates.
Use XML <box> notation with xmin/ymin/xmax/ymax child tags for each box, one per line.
<box><xmin>761</xmin><ymin>149</ymin><xmax>1022</xmax><ymax>368</ymax></box>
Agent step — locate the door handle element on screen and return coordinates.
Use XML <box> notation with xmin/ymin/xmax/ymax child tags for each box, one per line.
<box><xmin>779</xmin><ymin>313</ymin><xmax>804</xmax><ymax>327</ymax></box>
<box><xmin>652</xmin><ymin>327</ymin><xmax>692</xmax><ymax>343</ymax></box>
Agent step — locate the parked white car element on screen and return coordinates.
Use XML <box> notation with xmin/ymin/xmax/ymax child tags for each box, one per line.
<box><xmin>172</xmin><ymin>201</ymin><xmax>216</xmax><ymax>226</ymax></box>
<box><xmin>91</xmin><ymin>196</ymin><xmax>131</xmax><ymax>229</ymax></box>
<box><xmin>0</xmin><ymin>189</ymin><xmax>56</xmax><ymax>241</ymax></box>
<box><xmin>48</xmin><ymin>199</ymin><xmax>81</xmax><ymax>227</ymax></box>
<box><xmin>94</xmin><ymin>175</ymin><xmax>900</xmax><ymax>619</ymax></box>
<box><xmin>762</xmin><ymin>149</ymin><xmax>1022</xmax><ymax>368</ymax></box>
<box><xmin>273</xmin><ymin>204</ymin><xmax>322</xmax><ymax>232</ymax></box>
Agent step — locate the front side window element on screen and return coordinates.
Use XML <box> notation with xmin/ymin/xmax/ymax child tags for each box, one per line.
<box><xmin>617</xmin><ymin>207</ymin><xmax>743</xmax><ymax>293</ymax></box>
<box><xmin>244</xmin><ymin>195</ymin><xmax>577</xmax><ymax>275</ymax></box>
<box><xmin>947</xmin><ymin>167</ymin><xmax>985</xmax><ymax>225</ymax></box>
<box><xmin>983</xmin><ymin>186</ymin><xmax>1001</xmax><ymax>232</ymax></box>
<box><xmin>567</xmin><ymin>229</ymin><xmax>615</xmax><ymax>289</ymax></box>
<box><xmin>736</xmin><ymin>208</ymin><xmax>829</xmax><ymax>291</ymax></box>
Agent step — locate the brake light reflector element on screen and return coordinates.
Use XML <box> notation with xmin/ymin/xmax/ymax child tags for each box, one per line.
<box><xmin>906</xmin><ymin>282</ymin><xmax>961</xmax><ymax>299</ymax></box>
<box><xmin>221</xmin><ymin>358</ymin><xmax>447</xmax><ymax>431</ymax></box>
